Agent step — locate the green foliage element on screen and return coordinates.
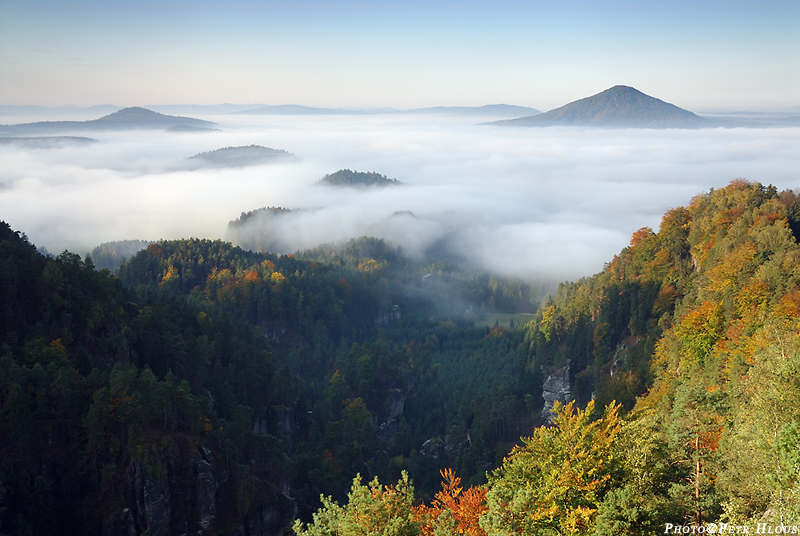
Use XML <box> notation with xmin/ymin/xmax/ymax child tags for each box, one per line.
<box><xmin>317</xmin><ymin>169</ymin><xmax>403</xmax><ymax>188</ymax></box>
<box><xmin>0</xmin><ymin>221</ymin><xmax>296</xmax><ymax>534</ymax></box>
<box><xmin>7</xmin><ymin>179</ymin><xmax>800</xmax><ymax>534</ymax></box>
<box><xmin>482</xmin><ymin>400</ymin><xmax>620</xmax><ymax>535</ymax></box>
<box><xmin>293</xmin><ymin>472</ymin><xmax>419</xmax><ymax>536</ymax></box>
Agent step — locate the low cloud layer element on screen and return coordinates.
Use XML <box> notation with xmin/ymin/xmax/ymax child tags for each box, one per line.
<box><xmin>1</xmin><ymin>112</ymin><xmax>798</xmax><ymax>282</ymax></box>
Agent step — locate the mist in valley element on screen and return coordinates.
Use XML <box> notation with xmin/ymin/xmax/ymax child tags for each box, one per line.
<box><xmin>2</xmin><ymin>110</ymin><xmax>798</xmax><ymax>283</ymax></box>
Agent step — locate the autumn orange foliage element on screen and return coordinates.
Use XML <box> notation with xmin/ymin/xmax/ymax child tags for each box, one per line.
<box><xmin>414</xmin><ymin>469</ymin><xmax>488</xmax><ymax>536</ymax></box>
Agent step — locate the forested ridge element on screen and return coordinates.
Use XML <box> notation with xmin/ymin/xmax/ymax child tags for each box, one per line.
<box><xmin>2</xmin><ymin>180</ymin><xmax>800</xmax><ymax>535</ymax></box>
<box><xmin>0</xmin><ymin>223</ymin><xmax>541</xmax><ymax>534</ymax></box>
<box><xmin>293</xmin><ymin>181</ymin><xmax>800</xmax><ymax>535</ymax></box>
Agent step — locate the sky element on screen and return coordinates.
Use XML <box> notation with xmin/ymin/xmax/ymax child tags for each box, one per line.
<box><xmin>0</xmin><ymin>1</ymin><xmax>798</xmax><ymax>286</ymax></box>
<box><xmin>1</xmin><ymin>0</ymin><xmax>798</xmax><ymax>111</ymax></box>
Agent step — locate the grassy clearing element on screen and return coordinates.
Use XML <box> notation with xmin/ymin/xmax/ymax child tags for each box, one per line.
<box><xmin>473</xmin><ymin>313</ymin><xmax>536</xmax><ymax>329</ymax></box>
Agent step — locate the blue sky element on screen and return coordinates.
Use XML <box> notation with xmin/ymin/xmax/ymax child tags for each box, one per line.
<box><xmin>1</xmin><ymin>0</ymin><xmax>798</xmax><ymax>110</ymax></box>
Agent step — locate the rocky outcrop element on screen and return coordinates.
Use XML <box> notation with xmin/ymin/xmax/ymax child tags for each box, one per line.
<box><xmin>123</xmin><ymin>441</ymin><xmax>222</xmax><ymax>536</ymax></box>
<box><xmin>542</xmin><ymin>362</ymin><xmax>571</xmax><ymax>425</ymax></box>
<box><xmin>377</xmin><ymin>420</ymin><xmax>399</xmax><ymax>446</ymax></box>
<box><xmin>252</xmin><ymin>405</ymin><xmax>299</xmax><ymax>451</ymax></box>
<box><xmin>420</xmin><ymin>437</ymin><xmax>447</xmax><ymax>460</ymax></box>
<box><xmin>419</xmin><ymin>435</ymin><xmax>456</xmax><ymax>461</ymax></box>
<box><xmin>375</xmin><ymin>389</ymin><xmax>406</xmax><ymax>448</ymax></box>
<box><xmin>195</xmin><ymin>447</ymin><xmax>218</xmax><ymax>531</ymax></box>
<box><xmin>117</xmin><ymin>438</ymin><xmax>294</xmax><ymax>536</ymax></box>
<box><xmin>375</xmin><ymin>304</ymin><xmax>401</xmax><ymax>326</ymax></box>
<box><xmin>244</xmin><ymin>495</ymin><xmax>297</xmax><ymax>536</ymax></box>
<box><xmin>128</xmin><ymin>445</ymin><xmax>175</xmax><ymax>536</ymax></box>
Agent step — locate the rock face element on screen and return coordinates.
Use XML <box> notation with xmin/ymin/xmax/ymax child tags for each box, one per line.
<box><xmin>119</xmin><ymin>439</ymin><xmax>294</xmax><ymax>536</ymax></box>
<box><xmin>542</xmin><ymin>363</ymin><xmax>571</xmax><ymax>425</ymax></box>
<box><xmin>195</xmin><ymin>448</ymin><xmax>218</xmax><ymax>531</ymax></box>
<box><xmin>245</xmin><ymin>497</ymin><xmax>297</xmax><ymax>536</ymax></box>
<box><xmin>419</xmin><ymin>434</ymin><xmax>460</xmax><ymax>462</ymax></box>
<box><xmin>420</xmin><ymin>437</ymin><xmax>447</xmax><ymax>460</ymax></box>
<box><xmin>124</xmin><ymin>442</ymin><xmax>219</xmax><ymax>536</ymax></box>
<box><xmin>376</xmin><ymin>389</ymin><xmax>407</xmax><ymax>448</ymax></box>
<box><xmin>128</xmin><ymin>445</ymin><xmax>175</xmax><ymax>536</ymax></box>
<box><xmin>252</xmin><ymin>405</ymin><xmax>300</xmax><ymax>451</ymax></box>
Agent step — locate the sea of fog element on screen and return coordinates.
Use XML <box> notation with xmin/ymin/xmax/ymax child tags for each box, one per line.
<box><xmin>1</xmin><ymin>111</ymin><xmax>798</xmax><ymax>281</ymax></box>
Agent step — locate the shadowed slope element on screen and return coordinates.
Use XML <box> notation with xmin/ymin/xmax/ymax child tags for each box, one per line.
<box><xmin>491</xmin><ymin>86</ymin><xmax>716</xmax><ymax>128</ymax></box>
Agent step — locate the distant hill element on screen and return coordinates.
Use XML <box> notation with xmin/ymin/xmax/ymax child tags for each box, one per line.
<box><xmin>187</xmin><ymin>145</ymin><xmax>296</xmax><ymax>168</ymax></box>
<box><xmin>490</xmin><ymin>86</ymin><xmax>716</xmax><ymax>128</ymax></box>
<box><xmin>407</xmin><ymin>104</ymin><xmax>541</xmax><ymax>117</ymax></box>
<box><xmin>165</xmin><ymin>124</ymin><xmax>219</xmax><ymax>133</ymax></box>
<box><xmin>89</xmin><ymin>239</ymin><xmax>152</xmax><ymax>271</ymax></box>
<box><xmin>0</xmin><ymin>136</ymin><xmax>98</xmax><ymax>148</ymax></box>
<box><xmin>238</xmin><ymin>105</ymin><xmax>366</xmax><ymax>115</ymax></box>
<box><xmin>0</xmin><ymin>107</ymin><xmax>215</xmax><ymax>134</ymax></box>
<box><xmin>226</xmin><ymin>206</ymin><xmax>305</xmax><ymax>253</ymax></box>
<box><xmin>237</xmin><ymin>104</ymin><xmax>539</xmax><ymax>117</ymax></box>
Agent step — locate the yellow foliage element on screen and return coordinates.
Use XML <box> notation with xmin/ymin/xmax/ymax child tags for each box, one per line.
<box><xmin>704</xmin><ymin>241</ymin><xmax>757</xmax><ymax>294</ymax></box>
<box><xmin>160</xmin><ymin>265</ymin><xmax>178</xmax><ymax>286</ymax></box>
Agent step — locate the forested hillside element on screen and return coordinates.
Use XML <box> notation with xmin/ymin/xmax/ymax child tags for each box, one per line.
<box><xmin>3</xmin><ymin>180</ymin><xmax>800</xmax><ymax>535</ymax></box>
<box><xmin>0</xmin><ymin>225</ymin><xmax>544</xmax><ymax>534</ymax></box>
<box><xmin>0</xmin><ymin>223</ymin><xmax>299</xmax><ymax>534</ymax></box>
<box><xmin>293</xmin><ymin>180</ymin><xmax>800</xmax><ymax>535</ymax></box>
<box><xmin>511</xmin><ymin>180</ymin><xmax>800</xmax><ymax>532</ymax></box>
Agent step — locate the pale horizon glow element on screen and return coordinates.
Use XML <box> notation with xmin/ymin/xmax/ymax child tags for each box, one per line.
<box><xmin>0</xmin><ymin>0</ymin><xmax>798</xmax><ymax>112</ymax></box>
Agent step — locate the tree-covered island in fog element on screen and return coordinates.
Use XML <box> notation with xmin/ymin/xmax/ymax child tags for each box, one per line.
<box><xmin>187</xmin><ymin>145</ymin><xmax>296</xmax><ymax>168</ymax></box>
<box><xmin>317</xmin><ymin>169</ymin><xmax>403</xmax><ymax>188</ymax></box>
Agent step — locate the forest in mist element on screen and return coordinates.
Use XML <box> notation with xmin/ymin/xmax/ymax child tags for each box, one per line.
<box><xmin>2</xmin><ymin>110</ymin><xmax>798</xmax><ymax>282</ymax></box>
<box><xmin>2</xmin><ymin>106</ymin><xmax>800</xmax><ymax>536</ymax></box>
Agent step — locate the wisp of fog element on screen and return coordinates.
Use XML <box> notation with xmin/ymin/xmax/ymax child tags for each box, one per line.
<box><xmin>1</xmin><ymin>111</ymin><xmax>798</xmax><ymax>281</ymax></box>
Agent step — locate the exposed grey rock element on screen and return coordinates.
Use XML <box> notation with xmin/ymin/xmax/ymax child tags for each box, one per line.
<box><xmin>377</xmin><ymin>420</ymin><xmax>398</xmax><ymax>446</ymax></box>
<box><xmin>122</xmin><ymin>507</ymin><xmax>136</xmax><ymax>536</ymax></box>
<box><xmin>124</xmin><ymin>441</ymin><xmax>225</xmax><ymax>536</ymax></box>
<box><xmin>121</xmin><ymin>437</ymin><xmax>291</xmax><ymax>536</ymax></box>
<box><xmin>385</xmin><ymin>389</ymin><xmax>406</xmax><ymax>422</ymax></box>
<box><xmin>375</xmin><ymin>304</ymin><xmax>401</xmax><ymax>326</ymax></box>
<box><xmin>253</xmin><ymin>411</ymin><xmax>269</xmax><ymax>435</ymax></box>
<box><xmin>420</xmin><ymin>435</ymin><xmax>455</xmax><ymax>461</ymax></box>
<box><xmin>542</xmin><ymin>362</ymin><xmax>571</xmax><ymax>425</ymax></box>
<box><xmin>141</xmin><ymin>459</ymin><xmax>172</xmax><ymax>536</ymax></box>
<box><xmin>245</xmin><ymin>496</ymin><xmax>297</xmax><ymax>536</ymax></box>
<box><xmin>195</xmin><ymin>458</ymin><xmax>217</xmax><ymax>530</ymax></box>
<box><xmin>253</xmin><ymin>406</ymin><xmax>299</xmax><ymax>451</ymax></box>
<box><xmin>375</xmin><ymin>389</ymin><xmax>407</xmax><ymax>447</ymax></box>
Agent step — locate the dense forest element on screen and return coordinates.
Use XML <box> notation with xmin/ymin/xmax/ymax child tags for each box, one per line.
<box><xmin>2</xmin><ymin>180</ymin><xmax>800</xmax><ymax>535</ymax></box>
